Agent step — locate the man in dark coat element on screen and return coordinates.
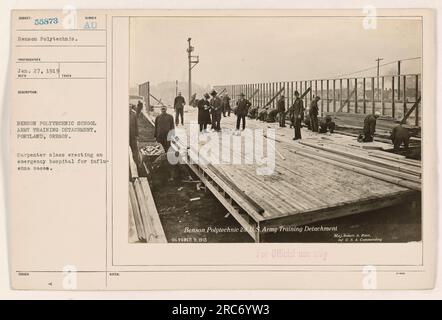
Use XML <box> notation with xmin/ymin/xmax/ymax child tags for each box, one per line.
<box><xmin>390</xmin><ymin>124</ymin><xmax>410</xmax><ymax>150</ymax></box>
<box><xmin>235</xmin><ymin>92</ymin><xmax>252</xmax><ymax>131</ymax></box>
<box><xmin>319</xmin><ymin>115</ymin><xmax>335</xmax><ymax>134</ymax></box>
<box><xmin>309</xmin><ymin>96</ymin><xmax>320</xmax><ymax>132</ymax></box>
<box><xmin>129</xmin><ymin>105</ymin><xmax>139</xmax><ymax>165</ymax></box>
<box><xmin>222</xmin><ymin>94</ymin><xmax>231</xmax><ymax>117</ymax></box>
<box><xmin>136</xmin><ymin>100</ymin><xmax>143</xmax><ymax>117</ymax></box>
<box><xmin>290</xmin><ymin>91</ymin><xmax>304</xmax><ymax>140</ymax></box>
<box><xmin>173</xmin><ymin>92</ymin><xmax>186</xmax><ymax>126</ymax></box>
<box><xmin>198</xmin><ymin>93</ymin><xmax>211</xmax><ymax>132</ymax></box>
<box><xmin>362</xmin><ymin>111</ymin><xmax>380</xmax><ymax>142</ymax></box>
<box><xmin>210</xmin><ymin>90</ymin><xmax>222</xmax><ymax>131</ymax></box>
<box><xmin>277</xmin><ymin>94</ymin><xmax>286</xmax><ymax>127</ymax></box>
<box><xmin>154</xmin><ymin>106</ymin><xmax>175</xmax><ymax>152</ymax></box>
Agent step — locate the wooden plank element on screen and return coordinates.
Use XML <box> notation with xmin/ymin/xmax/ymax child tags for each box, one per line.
<box><xmin>129</xmin><ymin>146</ymin><xmax>138</xmax><ymax>179</ymax></box>
<box><xmin>139</xmin><ymin>177</ymin><xmax>167</xmax><ymax>243</ymax></box>
<box><xmin>286</xmin><ymin>147</ymin><xmax>420</xmax><ymax>190</ymax></box>
<box><xmin>401</xmin><ymin>97</ymin><xmax>421</xmax><ymax>125</ymax></box>
<box><xmin>298</xmin><ymin>140</ymin><xmax>421</xmax><ymax>177</ymax></box>
<box><xmin>263</xmin><ymin>86</ymin><xmax>285</xmax><ymax>109</ymax></box>
<box><xmin>261</xmin><ymin>189</ymin><xmax>417</xmax><ymax>229</ymax></box>
<box><xmin>128</xmin><ymin>196</ymin><xmax>140</xmax><ymax>243</ymax></box>
<box><xmin>129</xmin><ymin>182</ymin><xmax>145</xmax><ymax>241</ymax></box>
<box><xmin>133</xmin><ymin>179</ymin><xmax>156</xmax><ymax>242</ymax></box>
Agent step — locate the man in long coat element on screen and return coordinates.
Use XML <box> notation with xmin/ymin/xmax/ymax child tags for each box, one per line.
<box><xmin>235</xmin><ymin>92</ymin><xmax>251</xmax><ymax>131</ymax></box>
<box><xmin>277</xmin><ymin>94</ymin><xmax>286</xmax><ymax>127</ymax></box>
<box><xmin>290</xmin><ymin>91</ymin><xmax>304</xmax><ymax>140</ymax></box>
<box><xmin>309</xmin><ymin>96</ymin><xmax>320</xmax><ymax>132</ymax></box>
<box><xmin>173</xmin><ymin>92</ymin><xmax>186</xmax><ymax>126</ymax></box>
<box><xmin>154</xmin><ymin>106</ymin><xmax>175</xmax><ymax>152</ymax></box>
<box><xmin>198</xmin><ymin>93</ymin><xmax>211</xmax><ymax>132</ymax></box>
<box><xmin>210</xmin><ymin>90</ymin><xmax>222</xmax><ymax>131</ymax></box>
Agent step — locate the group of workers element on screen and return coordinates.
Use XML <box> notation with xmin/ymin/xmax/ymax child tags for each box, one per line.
<box><xmin>130</xmin><ymin>89</ymin><xmax>411</xmax><ymax>156</ymax></box>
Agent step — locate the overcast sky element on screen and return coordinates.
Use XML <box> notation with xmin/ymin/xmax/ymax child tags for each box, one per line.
<box><xmin>129</xmin><ymin>16</ymin><xmax>422</xmax><ymax>88</ymax></box>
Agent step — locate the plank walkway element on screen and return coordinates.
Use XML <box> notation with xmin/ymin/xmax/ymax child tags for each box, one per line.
<box><xmin>148</xmin><ymin>108</ymin><xmax>420</xmax><ymax>242</ymax></box>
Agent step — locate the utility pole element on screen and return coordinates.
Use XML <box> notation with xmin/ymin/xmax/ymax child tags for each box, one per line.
<box><xmin>187</xmin><ymin>38</ymin><xmax>199</xmax><ymax>108</ymax></box>
<box><xmin>375</xmin><ymin>57</ymin><xmax>383</xmax><ymax>98</ymax></box>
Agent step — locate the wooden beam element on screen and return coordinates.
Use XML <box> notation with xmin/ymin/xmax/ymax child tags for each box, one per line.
<box><xmin>263</xmin><ymin>86</ymin><xmax>285</xmax><ymax>109</ymax></box>
<box><xmin>336</xmin><ymin>87</ymin><xmax>356</xmax><ymax>113</ymax></box>
<box><xmin>400</xmin><ymin>96</ymin><xmax>421</xmax><ymax>125</ymax></box>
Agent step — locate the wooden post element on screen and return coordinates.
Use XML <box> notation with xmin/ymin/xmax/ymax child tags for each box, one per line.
<box><xmin>415</xmin><ymin>74</ymin><xmax>419</xmax><ymax>126</ymax></box>
<box><xmin>340</xmin><ymin>79</ymin><xmax>343</xmax><ymax>111</ymax></box>
<box><xmin>354</xmin><ymin>78</ymin><xmax>358</xmax><ymax>113</ymax></box>
<box><xmin>371</xmin><ymin>77</ymin><xmax>375</xmax><ymax>113</ymax></box>
<box><xmin>320</xmin><ymin>80</ymin><xmax>324</xmax><ymax>112</ymax></box>
<box><xmin>403</xmin><ymin>75</ymin><xmax>407</xmax><ymax>118</ymax></box>
<box><xmin>347</xmin><ymin>78</ymin><xmax>350</xmax><ymax>113</ymax></box>
<box><xmin>326</xmin><ymin>80</ymin><xmax>330</xmax><ymax>112</ymax></box>
<box><xmin>381</xmin><ymin>77</ymin><xmax>385</xmax><ymax>115</ymax></box>
<box><xmin>362</xmin><ymin>77</ymin><xmax>366</xmax><ymax>114</ymax></box>
<box><xmin>333</xmin><ymin>79</ymin><xmax>336</xmax><ymax>112</ymax></box>
<box><xmin>392</xmin><ymin>76</ymin><xmax>395</xmax><ymax>118</ymax></box>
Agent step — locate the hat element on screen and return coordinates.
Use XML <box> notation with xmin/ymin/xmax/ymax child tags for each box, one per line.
<box><xmin>294</xmin><ymin>90</ymin><xmax>300</xmax><ymax>96</ymax></box>
<box><xmin>204</xmin><ymin>93</ymin><xmax>210</xmax><ymax>99</ymax></box>
<box><xmin>315</xmin><ymin>96</ymin><xmax>321</xmax><ymax>100</ymax></box>
<box><xmin>210</xmin><ymin>90</ymin><xmax>217</xmax><ymax>96</ymax></box>
<box><xmin>374</xmin><ymin>111</ymin><xmax>381</xmax><ymax>116</ymax></box>
<box><xmin>239</xmin><ymin>92</ymin><xmax>245</xmax><ymax>97</ymax></box>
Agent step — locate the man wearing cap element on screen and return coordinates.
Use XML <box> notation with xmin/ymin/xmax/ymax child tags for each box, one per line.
<box><xmin>210</xmin><ymin>90</ymin><xmax>222</xmax><ymax>131</ymax></box>
<box><xmin>290</xmin><ymin>91</ymin><xmax>304</xmax><ymax>140</ymax></box>
<box><xmin>173</xmin><ymin>92</ymin><xmax>186</xmax><ymax>126</ymax></box>
<box><xmin>198</xmin><ymin>93</ymin><xmax>212</xmax><ymax>132</ymax></box>
<box><xmin>277</xmin><ymin>94</ymin><xmax>286</xmax><ymax>127</ymax></box>
<box><xmin>309</xmin><ymin>96</ymin><xmax>320</xmax><ymax>132</ymax></box>
<box><xmin>154</xmin><ymin>105</ymin><xmax>175</xmax><ymax>152</ymax></box>
<box><xmin>236</xmin><ymin>92</ymin><xmax>252</xmax><ymax>131</ymax></box>
<box><xmin>362</xmin><ymin>111</ymin><xmax>381</xmax><ymax>142</ymax></box>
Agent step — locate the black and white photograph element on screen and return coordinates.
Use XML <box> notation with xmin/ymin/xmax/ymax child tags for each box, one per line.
<box><xmin>128</xmin><ymin>15</ymin><xmax>422</xmax><ymax>244</ymax></box>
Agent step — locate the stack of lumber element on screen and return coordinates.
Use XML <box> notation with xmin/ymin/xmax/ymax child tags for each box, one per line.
<box><xmin>128</xmin><ymin>177</ymin><xmax>167</xmax><ymax>243</ymax></box>
<box><xmin>294</xmin><ymin>139</ymin><xmax>421</xmax><ymax>191</ymax></box>
<box><xmin>324</xmin><ymin>112</ymin><xmax>421</xmax><ymax>138</ymax></box>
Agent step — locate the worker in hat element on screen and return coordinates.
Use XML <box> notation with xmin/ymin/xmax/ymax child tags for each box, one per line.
<box><xmin>309</xmin><ymin>96</ymin><xmax>320</xmax><ymax>132</ymax></box>
<box><xmin>197</xmin><ymin>93</ymin><xmax>212</xmax><ymax>132</ymax></box>
<box><xmin>154</xmin><ymin>105</ymin><xmax>175</xmax><ymax>152</ymax></box>
<box><xmin>210</xmin><ymin>90</ymin><xmax>222</xmax><ymax>131</ymax></box>
<box><xmin>290</xmin><ymin>90</ymin><xmax>304</xmax><ymax>140</ymax></box>
<box><xmin>173</xmin><ymin>92</ymin><xmax>186</xmax><ymax>126</ymax></box>
<box><xmin>235</xmin><ymin>92</ymin><xmax>252</xmax><ymax>132</ymax></box>
<box><xmin>277</xmin><ymin>94</ymin><xmax>286</xmax><ymax>127</ymax></box>
<box><xmin>361</xmin><ymin>111</ymin><xmax>381</xmax><ymax>142</ymax></box>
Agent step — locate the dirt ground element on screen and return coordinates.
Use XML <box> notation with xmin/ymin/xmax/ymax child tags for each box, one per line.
<box><xmin>137</xmin><ymin>112</ymin><xmax>422</xmax><ymax>243</ymax></box>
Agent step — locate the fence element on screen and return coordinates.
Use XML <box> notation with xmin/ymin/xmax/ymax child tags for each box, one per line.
<box><xmin>213</xmin><ymin>74</ymin><xmax>421</xmax><ymax>127</ymax></box>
